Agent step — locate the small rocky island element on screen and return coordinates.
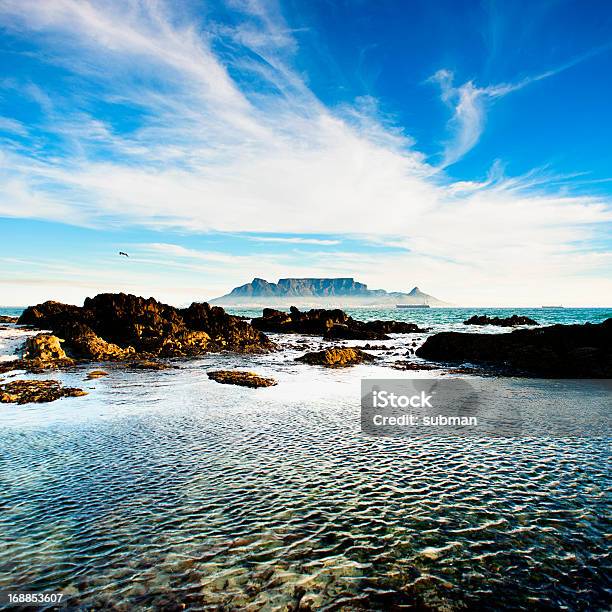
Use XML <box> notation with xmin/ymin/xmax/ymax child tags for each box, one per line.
<box><xmin>464</xmin><ymin>314</ymin><xmax>539</xmax><ymax>326</ymax></box>
<box><xmin>251</xmin><ymin>306</ymin><xmax>427</xmax><ymax>339</ymax></box>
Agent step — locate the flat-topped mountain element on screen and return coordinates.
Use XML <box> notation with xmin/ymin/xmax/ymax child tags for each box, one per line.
<box><xmin>210</xmin><ymin>277</ymin><xmax>450</xmax><ymax>307</ymax></box>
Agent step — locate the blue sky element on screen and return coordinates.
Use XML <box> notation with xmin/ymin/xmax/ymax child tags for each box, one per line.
<box><xmin>0</xmin><ymin>0</ymin><xmax>611</xmax><ymax>306</ymax></box>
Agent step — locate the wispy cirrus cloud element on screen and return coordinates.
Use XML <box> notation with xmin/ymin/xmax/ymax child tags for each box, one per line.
<box><xmin>431</xmin><ymin>43</ymin><xmax>612</xmax><ymax>167</ymax></box>
<box><xmin>0</xmin><ymin>0</ymin><xmax>610</xmax><ymax>305</ymax></box>
<box><xmin>247</xmin><ymin>236</ymin><xmax>340</xmax><ymax>245</ymax></box>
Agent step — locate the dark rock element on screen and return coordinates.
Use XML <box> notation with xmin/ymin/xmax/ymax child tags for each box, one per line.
<box><xmin>180</xmin><ymin>302</ymin><xmax>271</xmax><ymax>353</ymax></box>
<box><xmin>18</xmin><ymin>293</ymin><xmax>274</xmax><ymax>361</ymax></box>
<box><xmin>19</xmin><ymin>301</ymin><xmax>82</xmax><ymax>326</ymax></box>
<box><xmin>252</xmin><ymin>306</ymin><xmax>347</xmax><ymax>334</ymax></box>
<box><xmin>252</xmin><ymin>306</ymin><xmax>426</xmax><ymax>339</ymax></box>
<box><xmin>295</xmin><ymin>347</ymin><xmax>376</xmax><ymax>367</ymax></box>
<box><xmin>262</xmin><ymin>308</ymin><xmax>285</xmax><ymax>318</ymax></box>
<box><xmin>0</xmin><ymin>379</ymin><xmax>87</xmax><ymax>404</ymax></box>
<box><xmin>464</xmin><ymin>314</ymin><xmax>539</xmax><ymax>326</ymax></box>
<box><xmin>362</xmin><ymin>320</ymin><xmax>427</xmax><ymax>334</ymax></box>
<box><xmin>207</xmin><ymin>370</ymin><xmax>277</xmax><ymax>388</ymax></box>
<box><xmin>0</xmin><ymin>315</ymin><xmax>18</xmax><ymax>323</ymax></box>
<box><xmin>324</xmin><ymin>324</ymin><xmax>387</xmax><ymax>340</ymax></box>
<box><xmin>416</xmin><ymin>318</ymin><xmax>612</xmax><ymax>377</ymax></box>
<box><xmin>59</xmin><ymin>321</ymin><xmax>136</xmax><ymax>360</ymax></box>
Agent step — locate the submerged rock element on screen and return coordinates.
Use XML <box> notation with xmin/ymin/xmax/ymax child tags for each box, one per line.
<box><xmin>23</xmin><ymin>333</ymin><xmax>67</xmax><ymax>361</ymax></box>
<box><xmin>18</xmin><ymin>293</ymin><xmax>274</xmax><ymax>360</ymax></box>
<box><xmin>391</xmin><ymin>360</ymin><xmax>440</xmax><ymax>371</ymax></box>
<box><xmin>296</xmin><ymin>347</ymin><xmax>376</xmax><ymax>367</ymax></box>
<box><xmin>128</xmin><ymin>360</ymin><xmax>173</xmax><ymax>370</ymax></box>
<box><xmin>416</xmin><ymin>318</ymin><xmax>612</xmax><ymax>377</ymax></box>
<box><xmin>252</xmin><ymin>306</ymin><xmax>426</xmax><ymax>340</ymax></box>
<box><xmin>87</xmin><ymin>370</ymin><xmax>109</xmax><ymax>379</ymax></box>
<box><xmin>0</xmin><ymin>357</ymin><xmax>76</xmax><ymax>375</ymax></box>
<box><xmin>207</xmin><ymin>370</ymin><xmax>277</xmax><ymax>388</ymax></box>
<box><xmin>0</xmin><ymin>379</ymin><xmax>87</xmax><ymax>404</ymax></box>
<box><xmin>464</xmin><ymin>314</ymin><xmax>539</xmax><ymax>326</ymax></box>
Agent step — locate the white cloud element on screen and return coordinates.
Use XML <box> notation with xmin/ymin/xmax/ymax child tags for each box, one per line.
<box><xmin>0</xmin><ymin>116</ymin><xmax>27</xmax><ymax>135</ymax></box>
<box><xmin>0</xmin><ymin>0</ymin><xmax>610</xmax><ymax>306</ymax></box>
<box><xmin>248</xmin><ymin>236</ymin><xmax>340</xmax><ymax>245</ymax></box>
<box><xmin>430</xmin><ymin>45</ymin><xmax>610</xmax><ymax>168</ymax></box>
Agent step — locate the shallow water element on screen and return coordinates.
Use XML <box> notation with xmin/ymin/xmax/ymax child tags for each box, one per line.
<box><xmin>0</xmin><ymin>308</ymin><xmax>610</xmax><ymax>610</ymax></box>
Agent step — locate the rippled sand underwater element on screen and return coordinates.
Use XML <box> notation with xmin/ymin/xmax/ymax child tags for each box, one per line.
<box><xmin>0</xmin><ymin>349</ymin><xmax>610</xmax><ymax>611</ymax></box>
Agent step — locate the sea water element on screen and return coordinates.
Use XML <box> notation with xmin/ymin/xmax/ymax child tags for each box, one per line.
<box><xmin>0</xmin><ymin>307</ymin><xmax>610</xmax><ymax>609</ymax></box>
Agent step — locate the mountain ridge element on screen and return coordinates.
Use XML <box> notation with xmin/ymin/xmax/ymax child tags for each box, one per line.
<box><xmin>210</xmin><ymin>277</ymin><xmax>450</xmax><ymax>306</ymax></box>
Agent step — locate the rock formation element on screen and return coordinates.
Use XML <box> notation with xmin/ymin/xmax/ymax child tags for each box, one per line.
<box><xmin>0</xmin><ymin>380</ymin><xmax>87</xmax><ymax>404</ymax></box>
<box><xmin>251</xmin><ymin>306</ymin><xmax>426</xmax><ymax>340</ymax></box>
<box><xmin>207</xmin><ymin>370</ymin><xmax>277</xmax><ymax>388</ymax></box>
<box><xmin>18</xmin><ymin>293</ymin><xmax>274</xmax><ymax>360</ymax></box>
<box><xmin>23</xmin><ymin>334</ymin><xmax>68</xmax><ymax>360</ymax></box>
<box><xmin>295</xmin><ymin>347</ymin><xmax>376</xmax><ymax>367</ymax></box>
<box><xmin>416</xmin><ymin>318</ymin><xmax>612</xmax><ymax>377</ymax></box>
<box><xmin>464</xmin><ymin>314</ymin><xmax>539</xmax><ymax>326</ymax></box>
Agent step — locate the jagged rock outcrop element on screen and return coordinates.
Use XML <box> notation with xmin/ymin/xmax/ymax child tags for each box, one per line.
<box><xmin>23</xmin><ymin>334</ymin><xmax>67</xmax><ymax>360</ymax></box>
<box><xmin>464</xmin><ymin>314</ymin><xmax>539</xmax><ymax>327</ymax></box>
<box><xmin>251</xmin><ymin>306</ymin><xmax>426</xmax><ymax>340</ymax></box>
<box><xmin>18</xmin><ymin>293</ymin><xmax>274</xmax><ymax>360</ymax></box>
<box><xmin>207</xmin><ymin>370</ymin><xmax>277</xmax><ymax>388</ymax></box>
<box><xmin>252</xmin><ymin>306</ymin><xmax>347</xmax><ymax>334</ymax></box>
<box><xmin>59</xmin><ymin>322</ymin><xmax>136</xmax><ymax>360</ymax></box>
<box><xmin>416</xmin><ymin>318</ymin><xmax>612</xmax><ymax>377</ymax></box>
<box><xmin>295</xmin><ymin>347</ymin><xmax>376</xmax><ymax>367</ymax></box>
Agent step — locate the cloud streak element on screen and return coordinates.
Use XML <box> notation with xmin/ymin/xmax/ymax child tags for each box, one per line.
<box><xmin>431</xmin><ymin>44</ymin><xmax>611</xmax><ymax>167</ymax></box>
<box><xmin>0</xmin><ymin>0</ymin><xmax>610</xmax><ymax>305</ymax></box>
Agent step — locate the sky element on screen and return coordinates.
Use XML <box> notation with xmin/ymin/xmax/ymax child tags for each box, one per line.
<box><xmin>0</xmin><ymin>0</ymin><xmax>611</xmax><ymax>307</ymax></box>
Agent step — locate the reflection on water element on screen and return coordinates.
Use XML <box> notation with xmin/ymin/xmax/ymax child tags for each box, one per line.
<box><xmin>0</xmin><ymin>352</ymin><xmax>610</xmax><ymax>610</ymax></box>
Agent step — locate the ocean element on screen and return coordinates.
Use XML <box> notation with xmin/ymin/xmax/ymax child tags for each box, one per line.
<box><xmin>0</xmin><ymin>307</ymin><xmax>610</xmax><ymax>609</ymax></box>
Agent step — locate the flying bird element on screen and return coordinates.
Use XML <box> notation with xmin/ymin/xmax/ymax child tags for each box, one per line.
<box><xmin>119</xmin><ymin>251</ymin><xmax>129</xmax><ymax>257</ymax></box>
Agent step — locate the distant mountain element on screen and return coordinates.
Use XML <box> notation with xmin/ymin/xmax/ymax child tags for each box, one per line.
<box><xmin>210</xmin><ymin>277</ymin><xmax>450</xmax><ymax>307</ymax></box>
